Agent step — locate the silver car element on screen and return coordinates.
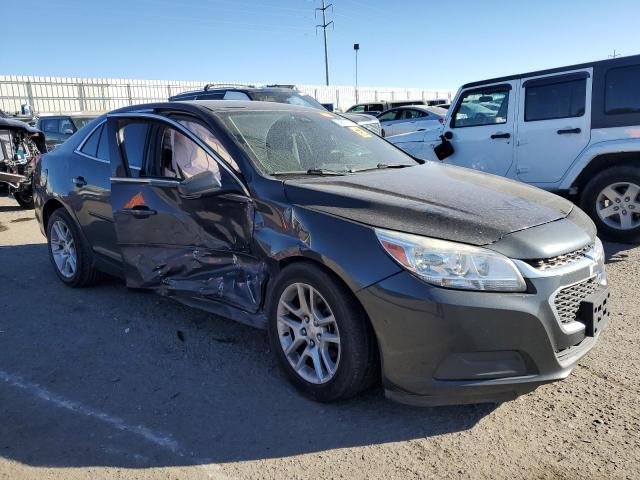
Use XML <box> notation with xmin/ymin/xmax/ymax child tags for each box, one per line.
<box><xmin>378</xmin><ymin>105</ymin><xmax>446</xmax><ymax>137</ymax></box>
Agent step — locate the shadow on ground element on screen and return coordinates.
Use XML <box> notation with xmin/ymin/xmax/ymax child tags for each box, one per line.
<box><xmin>0</xmin><ymin>243</ymin><xmax>495</xmax><ymax>470</ymax></box>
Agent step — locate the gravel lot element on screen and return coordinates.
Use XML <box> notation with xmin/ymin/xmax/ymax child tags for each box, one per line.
<box><xmin>0</xmin><ymin>194</ymin><xmax>639</xmax><ymax>480</ymax></box>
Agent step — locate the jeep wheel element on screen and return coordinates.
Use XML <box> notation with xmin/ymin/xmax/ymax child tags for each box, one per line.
<box><xmin>581</xmin><ymin>166</ymin><xmax>640</xmax><ymax>243</ymax></box>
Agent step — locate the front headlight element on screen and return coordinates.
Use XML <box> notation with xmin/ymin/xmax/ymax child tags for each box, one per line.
<box><xmin>375</xmin><ymin>228</ymin><xmax>526</xmax><ymax>292</ymax></box>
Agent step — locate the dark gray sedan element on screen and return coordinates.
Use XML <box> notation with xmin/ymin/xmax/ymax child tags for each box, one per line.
<box><xmin>33</xmin><ymin>100</ymin><xmax>610</xmax><ymax>406</ymax></box>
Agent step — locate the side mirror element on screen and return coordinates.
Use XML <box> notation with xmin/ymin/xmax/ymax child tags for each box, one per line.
<box><xmin>177</xmin><ymin>170</ymin><xmax>223</xmax><ymax>199</ymax></box>
<box><xmin>63</xmin><ymin>128</ymin><xmax>74</xmax><ymax>135</ymax></box>
<box><xmin>443</xmin><ymin>131</ymin><xmax>453</xmax><ymax>140</ymax></box>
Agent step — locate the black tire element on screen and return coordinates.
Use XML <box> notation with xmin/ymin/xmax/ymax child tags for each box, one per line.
<box><xmin>13</xmin><ymin>188</ymin><xmax>34</xmax><ymax>209</ymax></box>
<box><xmin>268</xmin><ymin>263</ymin><xmax>379</xmax><ymax>402</ymax></box>
<box><xmin>46</xmin><ymin>208</ymin><xmax>101</xmax><ymax>287</ymax></box>
<box><xmin>580</xmin><ymin>166</ymin><xmax>640</xmax><ymax>243</ymax></box>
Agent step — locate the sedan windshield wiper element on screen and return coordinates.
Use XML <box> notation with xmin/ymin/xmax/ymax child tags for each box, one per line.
<box><xmin>349</xmin><ymin>163</ymin><xmax>415</xmax><ymax>173</ymax></box>
<box><xmin>271</xmin><ymin>168</ymin><xmax>347</xmax><ymax>176</ymax></box>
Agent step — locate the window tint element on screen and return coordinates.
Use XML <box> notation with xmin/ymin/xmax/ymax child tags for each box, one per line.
<box><xmin>120</xmin><ymin>123</ymin><xmax>149</xmax><ymax>175</ymax></box>
<box><xmin>96</xmin><ymin>124</ymin><xmax>109</xmax><ymax>160</ymax></box>
<box><xmin>159</xmin><ymin>127</ymin><xmax>220</xmax><ymax>182</ymax></box>
<box><xmin>378</xmin><ymin>110</ymin><xmax>400</xmax><ymax>121</ymax></box>
<box><xmin>605</xmin><ymin>65</ymin><xmax>640</xmax><ymax>115</ymax></box>
<box><xmin>525</xmin><ymin>79</ymin><xmax>586</xmax><ymax>122</ymax></box>
<box><xmin>40</xmin><ymin>119</ymin><xmax>60</xmax><ymax>134</ymax></box>
<box><xmin>349</xmin><ymin>105</ymin><xmax>365</xmax><ymax>113</ymax></box>
<box><xmin>452</xmin><ymin>90</ymin><xmax>509</xmax><ymax>127</ymax></box>
<box><xmin>79</xmin><ymin>124</ymin><xmax>102</xmax><ymax>157</ymax></box>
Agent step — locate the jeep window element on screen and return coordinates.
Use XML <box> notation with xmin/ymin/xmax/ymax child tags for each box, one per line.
<box><xmin>216</xmin><ymin>110</ymin><xmax>417</xmax><ymax>175</ymax></box>
<box><xmin>71</xmin><ymin>117</ymin><xmax>95</xmax><ymax>130</ymax></box>
<box><xmin>452</xmin><ymin>90</ymin><xmax>509</xmax><ymax>127</ymax></box>
<box><xmin>60</xmin><ymin>119</ymin><xmax>75</xmax><ymax>134</ymax></box>
<box><xmin>525</xmin><ymin>79</ymin><xmax>586</xmax><ymax>122</ymax></box>
<box><xmin>605</xmin><ymin>65</ymin><xmax>640</xmax><ymax>115</ymax></box>
<box><xmin>79</xmin><ymin>124</ymin><xmax>103</xmax><ymax>157</ymax></box>
<box><xmin>40</xmin><ymin>118</ymin><xmax>60</xmax><ymax>134</ymax></box>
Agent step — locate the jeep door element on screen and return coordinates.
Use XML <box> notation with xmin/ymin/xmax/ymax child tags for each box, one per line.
<box><xmin>106</xmin><ymin>112</ymin><xmax>265</xmax><ymax>313</ymax></box>
<box><xmin>441</xmin><ymin>82</ymin><xmax>516</xmax><ymax>176</ymax></box>
<box><xmin>515</xmin><ymin>69</ymin><xmax>592</xmax><ymax>184</ymax></box>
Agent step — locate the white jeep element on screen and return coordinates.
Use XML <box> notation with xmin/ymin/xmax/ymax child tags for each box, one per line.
<box><xmin>389</xmin><ymin>54</ymin><xmax>640</xmax><ymax>242</ymax></box>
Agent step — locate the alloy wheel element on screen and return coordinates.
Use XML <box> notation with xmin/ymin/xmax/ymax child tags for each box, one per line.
<box><xmin>276</xmin><ymin>282</ymin><xmax>341</xmax><ymax>384</ymax></box>
<box><xmin>596</xmin><ymin>181</ymin><xmax>640</xmax><ymax>230</ymax></box>
<box><xmin>50</xmin><ymin>220</ymin><xmax>77</xmax><ymax>278</ymax></box>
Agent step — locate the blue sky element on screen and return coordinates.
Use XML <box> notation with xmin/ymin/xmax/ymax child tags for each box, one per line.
<box><xmin>3</xmin><ymin>0</ymin><xmax>639</xmax><ymax>90</ymax></box>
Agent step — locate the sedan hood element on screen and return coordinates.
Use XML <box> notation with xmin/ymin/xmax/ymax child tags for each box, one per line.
<box><xmin>283</xmin><ymin>162</ymin><xmax>573</xmax><ymax>246</ymax></box>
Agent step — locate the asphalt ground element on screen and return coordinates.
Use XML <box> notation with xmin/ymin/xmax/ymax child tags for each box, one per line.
<box><xmin>0</xmin><ymin>194</ymin><xmax>639</xmax><ymax>480</ymax></box>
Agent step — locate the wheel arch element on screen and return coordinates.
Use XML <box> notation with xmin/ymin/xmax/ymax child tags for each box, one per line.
<box><xmin>572</xmin><ymin>151</ymin><xmax>640</xmax><ymax>192</ymax></box>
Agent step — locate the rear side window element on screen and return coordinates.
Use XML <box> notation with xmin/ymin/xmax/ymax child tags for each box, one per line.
<box><xmin>400</xmin><ymin>109</ymin><xmax>425</xmax><ymax>120</ymax></box>
<box><xmin>96</xmin><ymin>125</ymin><xmax>109</xmax><ymax>160</ymax></box>
<box><xmin>525</xmin><ymin>79</ymin><xmax>586</xmax><ymax>121</ymax></box>
<box><xmin>40</xmin><ymin>119</ymin><xmax>60</xmax><ymax>134</ymax></box>
<box><xmin>605</xmin><ymin>65</ymin><xmax>640</xmax><ymax>115</ymax></box>
<box><xmin>120</xmin><ymin>123</ymin><xmax>150</xmax><ymax>175</ymax></box>
<box><xmin>378</xmin><ymin>110</ymin><xmax>400</xmax><ymax>121</ymax></box>
<box><xmin>79</xmin><ymin>124</ymin><xmax>103</xmax><ymax>157</ymax></box>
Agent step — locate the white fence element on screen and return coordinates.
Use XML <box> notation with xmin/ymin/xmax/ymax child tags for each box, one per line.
<box><xmin>0</xmin><ymin>75</ymin><xmax>453</xmax><ymax>114</ymax></box>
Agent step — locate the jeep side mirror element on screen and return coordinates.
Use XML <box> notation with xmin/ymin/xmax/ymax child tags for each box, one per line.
<box><xmin>63</xmin><ymin>128</ymin><xmax>74</xmax><ymax>135</ymax></box>
<box><xmin>177</xmin><ymin>170</ymin><xmax>223</xmax><ymax>199</ymax></box>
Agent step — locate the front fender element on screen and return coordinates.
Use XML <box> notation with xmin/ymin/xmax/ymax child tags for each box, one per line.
<box><xmin>253</xmin><ymin>205</ymin><xmax>401</xmax><ymax>294</ymax></box>
<box><xmin>559</xmin><ymin>137</ymin><xmax>640</xmax><ymax>190</ymax></box>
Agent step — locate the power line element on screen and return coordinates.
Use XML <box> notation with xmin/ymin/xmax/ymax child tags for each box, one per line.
<box><xmin>315</xmin><ymin>0</ymin><xmax>333</xmax><ymax>86</ymax></box>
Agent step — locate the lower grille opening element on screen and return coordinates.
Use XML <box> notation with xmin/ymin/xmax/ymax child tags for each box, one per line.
<box><xmin>553</xmin><ymin>276</ymin><xmax>599</xmax><ymax>325</ymax></box>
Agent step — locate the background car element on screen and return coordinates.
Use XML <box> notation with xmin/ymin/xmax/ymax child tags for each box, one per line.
<box><xmin>346</xmin><ymin>100</ymin><xmax>427</xmax><ymax>116</ymax></box>
<box><xmin>378</xmin><ymin>105</ymin><xmax>446</xmax><ymax>137</ymax></box>
<box><xmin>169</xmin><ymin>84</ymin><xmax>382</xmax><ymax>135</ymax></box>
<box><xmin>37</xmin><ymin>114</ymin><xmax>98</xmax><ymax>149</ymax></box>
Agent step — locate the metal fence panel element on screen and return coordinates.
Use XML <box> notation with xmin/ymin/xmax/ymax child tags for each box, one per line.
<box><xmin>0</xmin><ymin>75</ymin><xmax>453</xmax><ymax>114</ymax></box>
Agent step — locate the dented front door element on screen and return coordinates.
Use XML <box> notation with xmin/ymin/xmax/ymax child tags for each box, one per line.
<box><xmin>106</xmin><ymin>113</ymin><xmax>266</xmax><ymax>313</ymax></box>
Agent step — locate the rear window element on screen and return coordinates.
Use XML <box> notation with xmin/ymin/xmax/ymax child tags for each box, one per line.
<box><xmin>605</xmin><ymin>65</ymin><xmax>640</xmax><ymax>115</ymax></box>
<box><xmin>79</xmin><ymin>124</ymin><xmax>103</xmax><ymax>157</ymax></box>
<box><xmin>525</xmin><ymin>79</ymin><xmax>586</xmax><ymax>121</ymax></box>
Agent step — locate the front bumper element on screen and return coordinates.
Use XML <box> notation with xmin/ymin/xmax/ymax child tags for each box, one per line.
<box><xmin>357</xmin><ymin>259</ymin><xmax>609</xmax><ymax>406</ymax></box>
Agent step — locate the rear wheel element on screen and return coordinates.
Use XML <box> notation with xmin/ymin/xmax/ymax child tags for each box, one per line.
<box><xmin>581</xmin><ymin>166</ymin><xmax>640</xmax><ymax>243</ymax></box>
<box><xmin>46</xmin><ymin>208</ymin><xmax>100</xmax><ymax>287</ymax></box>
<box><xmin>268</xmin><ymin>263</ymin><xmax>378</xmax><ymax>402</ymax></box>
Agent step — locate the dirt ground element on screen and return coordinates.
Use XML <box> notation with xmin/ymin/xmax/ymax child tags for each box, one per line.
<box><xmin>0</xmin><ymin>194</ymin><xmax>638</xmax><ymax>480</ymax></box>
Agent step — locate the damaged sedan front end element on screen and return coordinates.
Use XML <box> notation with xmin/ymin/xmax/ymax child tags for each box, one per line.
<box><xmin>0</xmin><ymin>117</ymin><xmax>46</xmax><ymax>208</ymax></box>
<box><xmin>33</xmin><ymin>100</ymin><xmax>610</xmax><ymax>406</ymax></box>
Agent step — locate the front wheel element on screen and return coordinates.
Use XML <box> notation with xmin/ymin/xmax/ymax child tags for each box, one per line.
<box><xmin>581</xmin><ymin>166</ymin><xmax>640</xmax><ymax>243</ymax></box>
<box><xmin>268</xmin><ymin>263</ymin><xmax>378</xmax><ymax>402</ymax></box>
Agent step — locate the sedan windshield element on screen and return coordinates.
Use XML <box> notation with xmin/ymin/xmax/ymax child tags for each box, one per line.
<box><xmin>215</xmin><ymin>110</ymin><xmax>418</xmax><ymax>175</ymax></box>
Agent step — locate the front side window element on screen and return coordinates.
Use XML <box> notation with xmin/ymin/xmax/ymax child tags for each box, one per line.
<box><xmin>348</xmin><ymin>105</ymin><xmax>365</xmax><ymax>113</ymax></box>
<box><xmin>525</xmin><ymin>79</ymin><xmax>586</xmax><ymax>121</ymax></box>
<box><xmin>59</xmin><ymin>119</ymin><xmax>75</xmax><ymax>134</ymax></box>
<box><xmin>159</xmin><ymin>127</ymin><xmax>220</xmax><ymax>181</ymax></box>
<box><xmin>605</xmin><ymin>65</ymin><xmax>640</xmax><ymax>115</ymax></box>
<box><xmin>176</xmin><ymin>119</ymin><xmax>240</xmax><ymax>172</ymax></box>
<box><xmin>452</xmin><ymin>89</ymin><xmax>509</xmax><ymax>127</ymax></box>
<box><xmin>215</xmin><ymin>110</ymin><xmax>417</xmax><ymax>175</ymax></box>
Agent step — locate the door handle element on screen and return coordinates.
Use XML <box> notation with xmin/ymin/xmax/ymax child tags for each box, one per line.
<box><xmin>120</xmin><ymin>205</ymin><xmax>157</xmax><ymax>218</ymax></box>
<box><xmin>490</xmin><ymin>132</ymin><xmax>511</xmax><ymax>139</ymax></box>
<box><xmin>72</xmin><ymin>176</ymin><xmax>87</xmax><ymax>187</ymax></box>
<box><xmin>557</xmin><ymin>128</ymin><xmax>581</xmax><ymax>135</ymax></box>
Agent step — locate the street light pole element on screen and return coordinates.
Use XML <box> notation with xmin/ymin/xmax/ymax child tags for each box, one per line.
<box><xmin>354</xmin><ymin>43</ymin><xmax>360</xmax><ymax>103</ymax></box>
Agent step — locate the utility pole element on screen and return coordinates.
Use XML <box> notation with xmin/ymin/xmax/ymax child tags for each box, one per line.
<box><xmin>354</xmin><ymin>43</ymin><xmax>360</xmax><ymax>103</ymax></box>
<box><xmin>609</xmin><ymin>49</ymin><xmax>621</xmax><ymax>59</ymax></box>
<box><xmin>316</xmin><ymin>0</ymin><xmax>333</xmax><ymax>85</ymax></box>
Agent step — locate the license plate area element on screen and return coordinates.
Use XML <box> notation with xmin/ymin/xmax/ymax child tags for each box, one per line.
<box><xmin>577</xmin><ymin>286</ymin><xmax>611</xmax><ymax>336</ymax></box>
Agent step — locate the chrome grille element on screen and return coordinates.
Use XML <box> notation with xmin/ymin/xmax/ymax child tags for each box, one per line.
<box><xmin>527</xmin><ymin>244</ymin><xmax>593</xmax><ymax>270</ymax></box>
<box><xmin>553</xmin><ymin>276</ymin><xmax>599</xmax><ymax>325</ymax></box>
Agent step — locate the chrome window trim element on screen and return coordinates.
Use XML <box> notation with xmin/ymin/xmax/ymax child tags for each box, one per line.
<box><xmin>107</xmin><ymin>112</ymin><xmax>250</xmax><ymax>197</ymax></box>
<box><xmin>110</xmin><ymin>177</ymin><xmax>180</xmax><ymax>186</ymax></box>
